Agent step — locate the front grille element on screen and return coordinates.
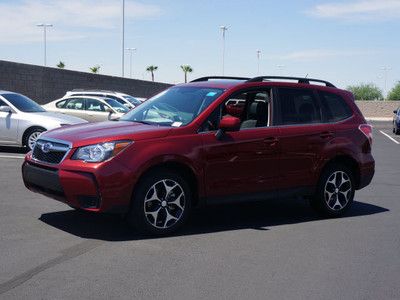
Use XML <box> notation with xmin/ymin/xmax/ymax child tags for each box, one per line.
<box><xmin>32</xmin><ymin>139</ymin><xmax>70</xmax><ymax>164</ymax></box>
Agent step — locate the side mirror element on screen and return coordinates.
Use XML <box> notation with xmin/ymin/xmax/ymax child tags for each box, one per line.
<box><xmin>394</xmin><ymin>110</ymin><xmax>398</xmax><ymax>114</ymax></box>
<box><xmin>216</xmin><ymin>116</ymin><xmax>240</xmax><ymax>140</ymax></box>
<box><xmin>0</xmin><ymin>106</ymin><xmax>12</xmax><ymax>113</ymax></box>
<box><xmin>105</xmin><ymin>107</ymin><xmax>113</xmax><ymax>113</ymax></box>
<box><xmin>219</xmin><ymin>116</ymin><xmax>240</xmax><ymax>131</ymax></box>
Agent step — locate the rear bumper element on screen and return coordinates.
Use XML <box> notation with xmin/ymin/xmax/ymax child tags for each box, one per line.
<box><xmin>357</xmin><ymin>160</ymin><xmax>375</xmax><ymax>190</ymax></box>
<box><xmin>22</xmin><ymin>159</ymin><xmax>135</xmax><ymax>213</ymax></box>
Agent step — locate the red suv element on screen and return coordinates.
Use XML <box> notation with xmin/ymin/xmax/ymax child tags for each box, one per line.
<box><xmin>22</xmin><ymin>76</ymin><xmax>375</xmax><ymax>235</ymax></box>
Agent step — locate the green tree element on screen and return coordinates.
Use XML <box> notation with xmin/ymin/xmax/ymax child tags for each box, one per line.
<box><xmin>387</xmin><ymin>81</ymin><xmax>400</xmax><ymax>101</ymax></box>
<box><xmin>146</xmin><ymin>65</ymin><xmax>158</xmax><ymax>82</ymax></box>
<box><xmin>90</xmin><ymin>65</ymin><xmax>101</xmax><ymax>74</ymax></box>
<box><xmin>57</xmin><ymin>61</ymin><xmax>65</xmax><ymax>69</ymax></box>
<box><xmin>180</xmin><ymin>65</ymin><xmax>193</xmax><ymax>83</ymax></box>
<box><xmin>346</xmin><ymin>83</ymin><xmax>383</xmax><ymax>100</ymax></box>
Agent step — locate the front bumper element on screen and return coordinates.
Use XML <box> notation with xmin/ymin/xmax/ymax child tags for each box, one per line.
<box><xmin>22</xmin><ymin>155</ymin><xmax>135</xmax><ymax>213</ymax></box>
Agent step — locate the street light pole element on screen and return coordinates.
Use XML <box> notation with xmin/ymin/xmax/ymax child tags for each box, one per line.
<box><xmin>381</xmin><ymin>66</ymin><xmax>392</xmax><ymax>98</ymax></box>
<box><xmin>36</xmin><ymin>23</ymin><xmax>53</xmax><ymax>67</ymax></box>
<box><xmin>220</xmin><ymin>25</ymin><xmax>228</xmax><ymax>75</ymax></box>
<box><xmin>122</xmin><ymin>0</ymin><xmax>125</xmax><ymax>77</ymax></box>
<box><xmin>256</xmin><ymin>50</ymin><xmax>261</xmax><ymax>75</ymax></box>
<box><xmin>125</xmin><ymin>48</ymin><xmax>137</xmax><ymax>78</ymax></box>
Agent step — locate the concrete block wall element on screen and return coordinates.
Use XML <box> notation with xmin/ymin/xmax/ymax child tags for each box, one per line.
<box><xmin>0</xmin><ymin>60</ymin><xmax>172</xmax><ymax>104</ymax></box>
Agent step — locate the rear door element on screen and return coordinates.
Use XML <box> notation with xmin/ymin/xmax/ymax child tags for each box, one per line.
<box><xmin>274</xmin><ymin>87</ymin><xmax>334</xmax><ymax>192</ymax></box>
<box><xmin>62</xmin><ymin>98</ymin><xmax>88</xmax><ymax>120</ymax></box>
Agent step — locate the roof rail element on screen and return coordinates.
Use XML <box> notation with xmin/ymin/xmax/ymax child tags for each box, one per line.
<box><xmin>70</xmin><ymin>89</ymin><xmax>119</xmax><ymax>93</ymax></box>
<box><xmin>247</xmin><ymin>76</ymin><xmax>336</xmax><ymax>88</ymax></box>
<box><xmin>190</xmin><ymin>76</ymin><xmax>250</xmax><ymax>82</ymax></box>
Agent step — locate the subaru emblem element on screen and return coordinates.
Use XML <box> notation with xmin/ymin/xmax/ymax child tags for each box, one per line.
<box><xmin>41</xmin><ymin>142</ymin><xmax>53</xmax><ymax>153</ymax></box>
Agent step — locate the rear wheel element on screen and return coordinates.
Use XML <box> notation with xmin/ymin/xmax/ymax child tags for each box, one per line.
<box><xmin>23</xmin><ymin>127</ymin><xmax>45</xmax><ymax>150</ymax></box>
<box><xmin>310</xmin><ymin>164</ymin><xmax>355</xmax><ymax>217</ymax></box>
<box><xmin>127</xmin><ymin>170</ymin><xmax>192</xmax><ymax>236</ymax></box>
<box><xmin>394</xmin><ymin>124</ymin><xmax>400</xmax><ymax>135</ymax></box>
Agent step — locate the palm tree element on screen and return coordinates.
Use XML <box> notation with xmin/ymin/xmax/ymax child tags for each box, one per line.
<box><xmin>146</xmin><ymin>65</ymin><xmax>158</xmax><ymax>82</ymax></box>
<box><xmin>90</xmin><ymin>65</ymin><xmax>101</xmax><ymax>74</ymax></box>
<box><xmin>57</xmin><ymin>61</ymin><xmax>65</xmax><ymax>69</ymax></box>
<box><xmin>180</xmin><ymin>65</ymin><xmax>193</xmax><ymax>83</ymax></box>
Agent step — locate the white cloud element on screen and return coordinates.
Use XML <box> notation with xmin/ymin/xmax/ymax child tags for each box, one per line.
<box><xmin>309</xmin><ymin>0</ymin><xmax>400</xmax><ymax>21</ymax></box>
<box><xmin>0</xmin><ymin>0</ymin><xmax>162</xmax><ymax>44</ymax></box>
<box><xmin>271</xmin><ymin>49</ymin><xmax>378</xmax><ymax>61</ymax></box>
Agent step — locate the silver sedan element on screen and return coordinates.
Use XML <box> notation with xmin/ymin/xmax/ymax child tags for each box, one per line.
<box><xmin>0</xmin><ymin>91</ymin><xmax>87</xmax><ymax>150</ymax></box>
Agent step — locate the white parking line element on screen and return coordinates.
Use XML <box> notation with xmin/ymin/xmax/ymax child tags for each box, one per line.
<box><xmin>0</xmin><ymin>155</ymin><xmax>25</xmax><ymax>159</ymax></box>
<box><xmin>379</xmin><ymin>130</ymin><xmax>400</xmax><ymax>145</ymax></box>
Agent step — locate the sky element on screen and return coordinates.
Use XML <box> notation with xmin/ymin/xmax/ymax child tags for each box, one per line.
<box><xmin>0</xmin><ymin>0</ymin><xmax>399</xmax><ymax>95</ymax></box>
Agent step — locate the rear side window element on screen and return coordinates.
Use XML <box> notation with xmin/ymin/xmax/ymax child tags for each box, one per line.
<box><xmin>320</xmin><ymin>92</ymin><xmax>352</xmax><ymax>122</ymax></box>
<box><xmin>277</xmin><ymin>88</ymin><xmax>321</xmax><ymax>125</ymax></box>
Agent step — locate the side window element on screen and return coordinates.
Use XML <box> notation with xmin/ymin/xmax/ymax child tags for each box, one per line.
<box><xmin>200</xmin><ymin>90</ymin><xmax>270</xmax><ymax>132</ymax></box>
<box><xmin>320</xmin><ymin>92</ymin><xmax>353</xmax><ymax>122</ymax></box>
<box><xmin>56</xmin><ymin>99</ymin><xmax>67</xmax><ymax>108</ymax></box>
<box><xmin>0</xmin><ymin>99</ymin><xmax>7</xmax><ymax>106</ymax></box>
<box><xmin>86</xmin><ymin>99</ymin><xmax>106</xmax><ymax>112</ymax></box>
<box><xmin>65</xmin><ymin>98</ymin><xmax>84</xmax><ymax>110</ymax></box>
<box><xmin>277</xmin><ymin>88</ymin><xmax>321</xmax><ymax>125</ymax></box>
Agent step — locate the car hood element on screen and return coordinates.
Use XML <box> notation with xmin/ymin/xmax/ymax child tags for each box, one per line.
<box><xmin>29</xmin><ymin>111</ymin><xmax>87</xmax><ymax>124</ymax></box>
<box><xmin>41</xmin><ymin>121</ymin><xmax>172</xmax><ymax>147</ymax></box>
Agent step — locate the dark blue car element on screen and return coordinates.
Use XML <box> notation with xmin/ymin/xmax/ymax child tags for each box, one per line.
<box><xmin>394</xmin><ymin>107</ymin><xmax>400</xmax><ymax>135</ymax></box>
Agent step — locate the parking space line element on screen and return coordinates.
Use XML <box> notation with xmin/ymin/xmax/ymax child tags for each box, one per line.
<box><xmin>379</xmin><ymin>130</ymin><xmax>400</xmax><ymax>145</ymax></box>
<box><xmin>0</xmin><ymin>155</ymin><xmax>25</xmax><ymax>159</ymax></box>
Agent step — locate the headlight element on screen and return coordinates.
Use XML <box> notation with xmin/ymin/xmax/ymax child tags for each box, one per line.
<box><xmin>72</xmin><ymin>140</ymin><xmax>132</xmax><ymax>163</ymax></box>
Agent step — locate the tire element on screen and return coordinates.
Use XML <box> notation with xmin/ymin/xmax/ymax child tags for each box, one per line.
<box><xmin>310</xmin><ymin>163</ymin><xmax>355</xmax><ymax>217</ymax></box>
<box><xmin>23</xmin><ymin>127</ymin><xmax>45</xmax><ymax>150</ymax></box>
<box><xmin>127</xmin><ymin>169</ymin><xmax>192</xmax><ymax>236</ymax></box>
<box><xmin>395</xmin><ymin>125</ymin><xmax>400</xmax><ymax>135</ymax></box>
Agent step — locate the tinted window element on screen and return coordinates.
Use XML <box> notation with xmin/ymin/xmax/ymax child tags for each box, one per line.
<box><xmin>65</xmin><ymin>98</ymin><xmax>85</xmax><ymax>110</ymax></box>
<box><xmin>86</xmin><ymin>99</ymin><xmax>106</xmax><ymax>111</ymax></box>
<box><xmin>123</xmin><ymin>96</ymin><xmax>141</xmax><ymax>106</ymax></box>
<box><xmin>2</xmin><ymin>93</ymin><xmax>45</xmax><ymax>112</ymax></box>
<box><xmin>104</xmin><ymin>98</ymin><xmax>129</xmax><ymax>113</ymax></box>
<box><xmin>0</xmin><ymin>99</ymin><xmax>7</xmax><ymax>106</ymax></box>
<box><xmin>56</xmin><ymin>99</ymin><xmax>67</xmax><ymax>108</ymax></box>
<box><xmin>320</xmin><ymin>92</ymin><xmax>352</xmax><ymax>122</ymax></box>
<box><xmin>277</xmin><ymin>88</ymin><xmax>321</xmax><ymax>125</ymax></box>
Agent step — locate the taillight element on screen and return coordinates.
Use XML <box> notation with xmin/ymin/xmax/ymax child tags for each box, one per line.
<box><xmin>359</xmin><ymin>124</ymin><xmax>373</xmax><ymax>144</ymax></box>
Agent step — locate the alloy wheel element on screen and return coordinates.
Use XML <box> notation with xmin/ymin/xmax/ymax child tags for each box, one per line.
<box><xmin>324</xmin><ymin>171</ymin><xmax>352</xmax><ymax>211</ymax></box>
<box><xmin>144</xmin><ymin>179</ymin><xmax>185</xmax><ymax>229</ymax></box>
<box><xmin>28</xmin><ymin>131</ymin><xmax>42</xmax><ymax>150</ymax></box>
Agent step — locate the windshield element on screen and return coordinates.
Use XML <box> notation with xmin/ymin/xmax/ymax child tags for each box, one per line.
<box><xmin>2</xmin><ymin>93</ymin><xmax>46</xmax><ymax>112</ymax></box>
<box><xmin>120</xmin><ymin>87</ymin><xmax>224</xmax><ymax>126</ymax></box>
<box><xmin>104</xmin><ymin>98</ymin><xmax>129</xmax><ymax>113</ymax></box>
<box><xmin>123</xmin><ymin>96</ymin><xmax>142</xmax><ymax>106</ymax></box>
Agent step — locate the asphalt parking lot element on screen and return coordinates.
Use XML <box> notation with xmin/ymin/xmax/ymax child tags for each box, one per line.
<box><xmin>0</xmin><ymin>121</ymin><xmax>399</xmax><ymax>300</ymax></box>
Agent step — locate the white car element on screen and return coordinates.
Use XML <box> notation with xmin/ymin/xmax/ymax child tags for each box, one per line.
<box><xmin>43</xmin><ymin>95</ymin><xmax>129</xmax><ymax>122</ymax></box>
<box><xmin>64</xmin><ymin>89</ymin><xmax>144</xmax><ymax>109</ymax></box>
<box><xmin>0</xmin><ymin>91</ymin><xmax>87</xmax><ymax>150</ymax></box>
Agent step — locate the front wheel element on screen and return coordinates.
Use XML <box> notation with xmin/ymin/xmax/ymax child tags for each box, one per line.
<box><xmin>127</xmin><ymin>170</ymin><xmax>192</xmax><ymax>236</ymax></box>
<box><xmin>310</xmin><ymin>164</ymin><xmax>355</xmax><ymax>217</ymax></box>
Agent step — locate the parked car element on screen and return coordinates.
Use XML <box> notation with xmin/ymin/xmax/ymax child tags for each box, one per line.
<box><xmin>393</xmin><ymin>107</ymin><xmax>400</xmax><ymax>135</ymax></box>
<box><xmin>43</xmin><ymin>96</ymin><xmax>129</xmax><ymax>122</ymax></box>
<box><xmin>22</xmin><ymin>76</ymin><xmax>375</xmax><ymax>236</ymax></box>
<box><xmin>64</xmin><ymin>89</ymin><xmax>143</xmax><ymax>109</ymax></box>
<box><xmin>0</xmin><ymin>91</ymin><xmax>86</xmax><ymax>150</ymax></box>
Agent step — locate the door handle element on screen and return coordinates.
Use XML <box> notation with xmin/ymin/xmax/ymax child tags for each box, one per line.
<box><xmin>320</xmin><ymin>131</ymin><xmax>334</xmax><ymax>139</ymax></box>
<box><xmin>264</xmin><ymin>137</ymin><xmax>279</xmax><ymax>144</ymax></box>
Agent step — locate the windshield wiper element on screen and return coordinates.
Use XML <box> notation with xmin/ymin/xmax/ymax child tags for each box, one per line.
<box><xmin>132</xmin><ymin>120</ymin><xmax>157</xmax><ymax>126</ymax></box>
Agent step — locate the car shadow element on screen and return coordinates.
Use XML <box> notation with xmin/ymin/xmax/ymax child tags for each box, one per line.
<box><xmin>39</xmin><ymin>197</ymin><xmax>388</xmax><ymax>241</ymax></box>
<box><xmin>0</xmin><ymin>146</ymin><xmax>29</xmax><ymax>154</ymax></box>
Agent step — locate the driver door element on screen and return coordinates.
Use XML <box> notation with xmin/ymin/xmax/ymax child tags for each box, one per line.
<box><xmin>200</xmin><ymin>89</ymin><xmax>280</xmax><ymax>202</ymax></box>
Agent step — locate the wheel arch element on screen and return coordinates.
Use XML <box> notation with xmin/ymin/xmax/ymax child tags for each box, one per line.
<box><xmin>21</xmin><ymin>125</ymin><xmax>47</xmax><ymax>146</ymax></box>
<box><xmin>133</xmin><ymin>160</ymin><xmax>201</xmax><ymax>207</ymax></box>
<box><xmin>319</xmin><ymin>155</ymin><xmax>361</xmax><ymax>189</ymax></box>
